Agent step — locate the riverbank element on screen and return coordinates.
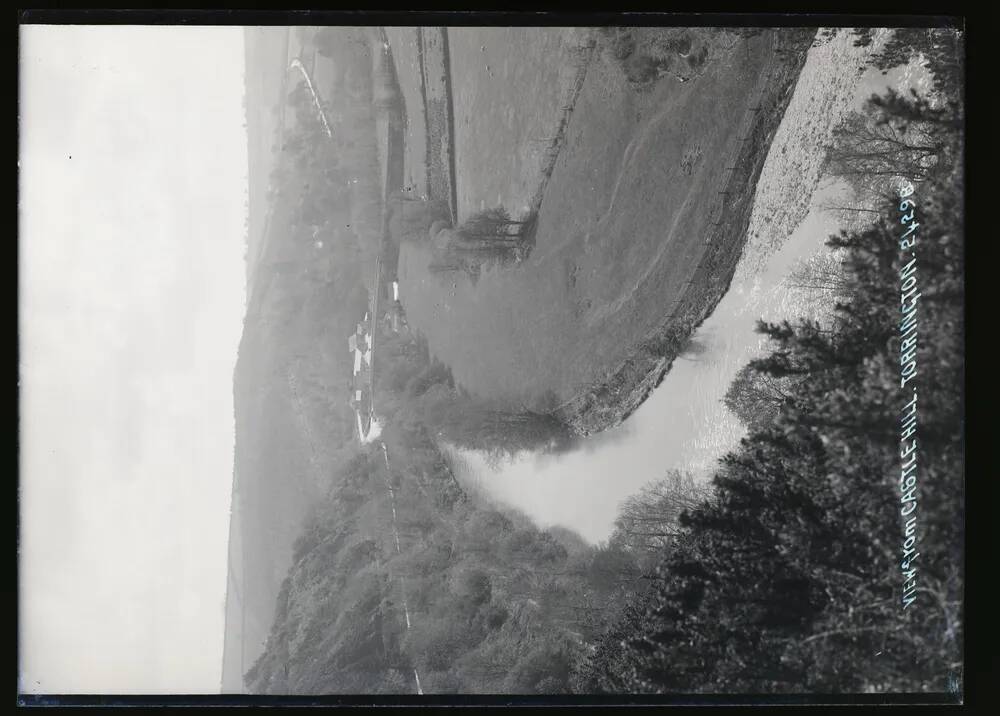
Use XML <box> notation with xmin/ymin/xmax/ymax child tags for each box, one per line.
<box><xmin>554</xmin><ymin>30</ymin><xmax>814</xmax><ymax>435</ymax></box>
<box><xmin>399</xmin><ymin>28</ymin><xmax>815</xmax><ymax>421</ymax></box>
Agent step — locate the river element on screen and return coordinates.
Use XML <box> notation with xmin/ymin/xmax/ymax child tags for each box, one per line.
<box><xmin>444</xmin><ymin>29</ymin><xmax>932</xmax><ymax>543</ymax></box>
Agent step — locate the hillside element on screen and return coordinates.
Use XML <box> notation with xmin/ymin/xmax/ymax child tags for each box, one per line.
<box><xmin>222</xmin><ymin>27</ymin><xmax>385</xmax><ymax>693</ymax></box>
<box><xmin>398</xmin><ymin>28</ymin><xmax>815</xmax><ymax>426</ymax></box>
<box><xmin>244</xmin><ymin>335</ymin><xmax>641</xmax><ymax>695</ymax></box>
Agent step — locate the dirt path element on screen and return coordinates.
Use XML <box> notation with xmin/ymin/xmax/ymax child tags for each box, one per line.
<box><xmin>377</xmin><ymin>441</ymin><xmax>424</xmax><ymax>695</ymax></box>
<box><xmin>288</xmin><ymin>58</ymin><xmax>333</xmax><ymax>138</ymax></box>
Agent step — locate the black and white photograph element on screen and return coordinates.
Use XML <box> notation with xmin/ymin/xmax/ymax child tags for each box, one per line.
<box><xmin>18</xmin><ymin>14</ymin><xmax>966</xmax><ymax>704</ymax></box>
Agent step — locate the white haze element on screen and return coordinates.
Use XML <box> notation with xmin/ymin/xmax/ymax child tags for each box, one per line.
<box><xmin>19</xmin><ymin>25</ymin><xmax>247</xmax><ymax>693</ymax></box>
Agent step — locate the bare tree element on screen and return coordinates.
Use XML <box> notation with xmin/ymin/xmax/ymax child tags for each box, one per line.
<box><xmin>724</xmin><ymin>362</ymin><xmax>798</xmax><ymax>431</ymax></box>
<box><xmin>611</xmin><ymin>470</ymin><xmax>710</xmax><ymax>558</ymax></box>
<box><xmin>825</xmin><ymin>109</ymin><xmax>941</xmax><ymax>187</ymax></box>
<box><xmin>785</xmin><ymin>251</ymin><xmax>851</xmax><ymax>296</ymax></box>
<box><xmin>457</xmin><ymin>208</ymin><xmax>532</xmax><ymax>246</ymax></box>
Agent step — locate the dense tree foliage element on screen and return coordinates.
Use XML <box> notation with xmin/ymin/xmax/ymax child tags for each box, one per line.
<box><xmin>244</xmin><ymin>420</ymin><xmax>644</xmax><ymax>694</ymax></box>
<box><xmin>827</xmin><ymin>31</ymin><xmax>963</xmax><ymax>207</ymax></box>
<box><xmin>372</xmin><ymin>330</ymin><xmax>575</xmax><ymax>462</ymax></box>
<box><xmin>573</xmin><ymin>42</ymin><xmax>963</xmax><ymax>694</ymax></box>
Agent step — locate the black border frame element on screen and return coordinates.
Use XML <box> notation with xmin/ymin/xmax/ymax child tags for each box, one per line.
<box><xmin>14</xmin><ymin>6</ymin><xmax>979</xmax><ymax>710</ymax></box>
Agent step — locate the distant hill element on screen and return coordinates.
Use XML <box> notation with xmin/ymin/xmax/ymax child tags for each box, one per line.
<box><xmin>222</xmin><ymin>27</ymin><xmax>384</xmax><ymax>694</ymax></box>
<box><xmin>242</xmin><ymin>28</ymin><xmax>289</xmax><ymax>298</ymax></box>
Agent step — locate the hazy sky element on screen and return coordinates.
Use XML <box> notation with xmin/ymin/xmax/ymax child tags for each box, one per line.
<box><xmin>19</xmin><ymin>26</ymin><xmax>247</xmax><ymax>693</ymax></box>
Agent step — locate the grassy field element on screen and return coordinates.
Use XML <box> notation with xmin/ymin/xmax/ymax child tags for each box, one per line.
<box><xmin>448</xmin><ymin>27</ymin><xmax>592</xmax><ymax>222</ymax></box>
<box><xmin>416</xmin><ymin>27</ymin><xmax>457</xmax><ymax>222</ymax></box>
<box><xmin>399</xmin><ymin>29</ymin><xmax>813</xmax><ymax>419</ymax></box>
